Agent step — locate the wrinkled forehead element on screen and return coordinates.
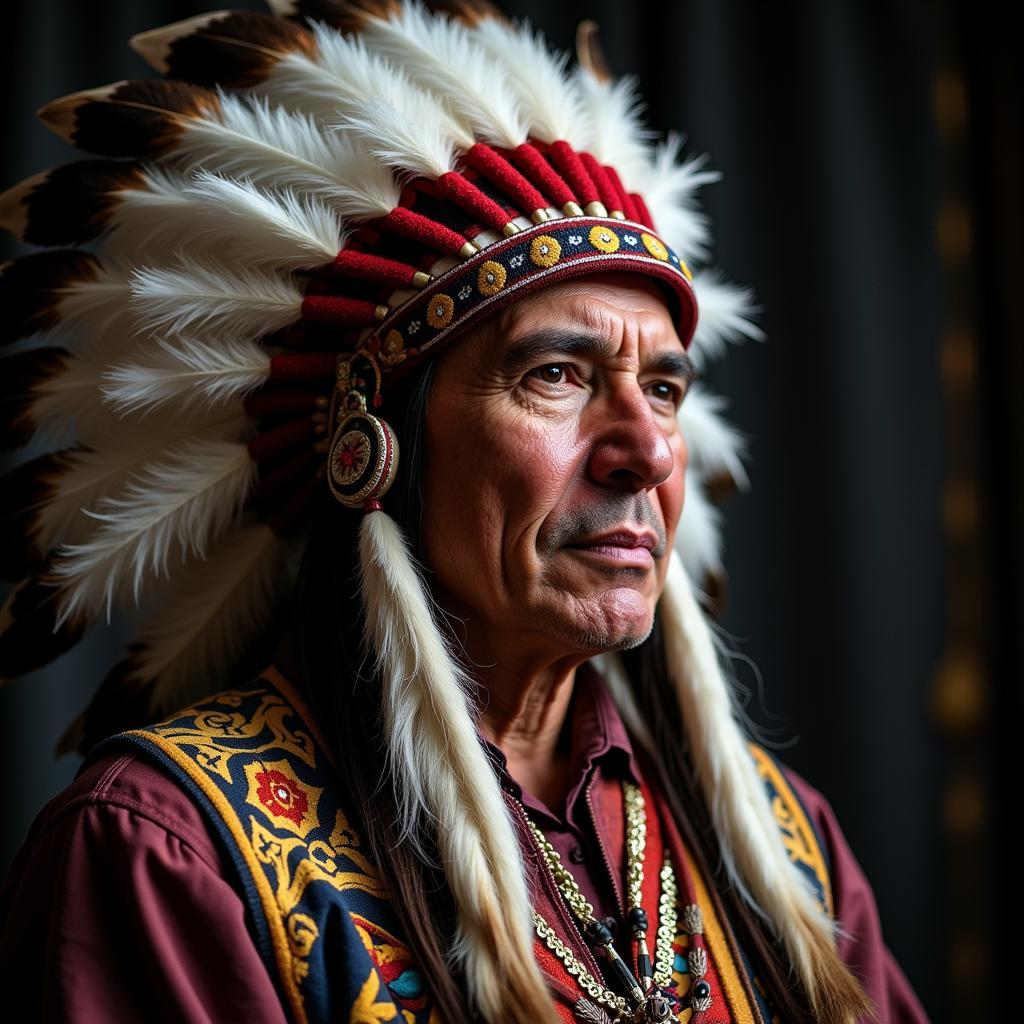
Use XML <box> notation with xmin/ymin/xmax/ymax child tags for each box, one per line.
<box><xmin>450</xmin><ymin>270</ymin><xmax>689</xmax><ymax>369</ymax></box>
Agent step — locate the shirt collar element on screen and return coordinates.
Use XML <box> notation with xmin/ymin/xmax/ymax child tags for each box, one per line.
<box><xmin>480</xmin><ymin>660</ymin><xmax>641</xmax><ymax>820</ymax></box>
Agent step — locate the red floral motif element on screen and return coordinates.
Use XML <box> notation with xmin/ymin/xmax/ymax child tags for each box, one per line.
<box><xmin>255</xmin><ymin>768</ymin><xmax>308</xmax><ymax>825</ymax></box>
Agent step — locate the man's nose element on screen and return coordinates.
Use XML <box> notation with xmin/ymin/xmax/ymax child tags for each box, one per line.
<box><xmin>586</xmin><ymin>386</ymin><xmax>677</xmax><ymax>492</ymax></box>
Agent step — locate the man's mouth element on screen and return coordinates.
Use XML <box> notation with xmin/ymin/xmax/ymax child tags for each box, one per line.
<box><xmin>564</xmin><ymin>529</ymin><xmax>659</xmax><ymax>568</ymax></box>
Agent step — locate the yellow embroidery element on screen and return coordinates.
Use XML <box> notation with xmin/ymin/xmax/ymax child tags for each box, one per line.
<box><xmin>351</xmin><ymin>968</ymin><xmax>400</xmax><ymax>1023</ymax></box>
<box><xmin>250</xmin><ymin>815</ymin><xmax>388</xmax><ymax>918</ymax></box>
<box><xmin>641</xmin><ymin>233</ymin><xmax>669</xmax><ymax>261</ymax></box>
<box><xmin>588</xmin><ymin>225</ymin><xmax>620</xmax><ymax>253</ymax></box>
<box><xmin>287</xmin><ymin>912</ymin><xmax>319</xmax><ymax>987</ymax></box>
<box><xmin>529</xmin><ymin>234</ymin><xmax>561</xmax><ymax>267</ymax></box>
<box><xmin>425</xmin><ymin>294</ymin><xmax>454</xmax><ymax>328</ymax></box>
<box><xmin>147</xmin><ymin>689</ymin><xmax>317</xmax><ymax>786</ymax></box>
<box><xmin>747</xmin><ymin>742</ymin><xmax>834</xmax><ymax>918</ymax></box>
<box><xmin>476</xmin><ymin>259</ymin><xmax>507</xmax><ymax>295</ymax></box>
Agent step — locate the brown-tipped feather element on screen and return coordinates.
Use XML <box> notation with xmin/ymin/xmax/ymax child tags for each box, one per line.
<box><xmin>132</xmin><ymin>11</ymin><xmax>315</xmax><ymax>88</ymax></box>
<box><xmin>0</xmin><ymin>449</ymin><xmax>77</xmax><ymax>580</ymax></box>
<box><xmin>0</xmin><ymin>347</ymin><xmax>70</xmax><ymax>451</ymax></box>
<box><xmin>0</xmin><ymin>161</ymin><xmax>145</xmax><ymax>246</ymax></box>
<box><xmin>0</xmin><ymin>251</ymin><xmax>99</xmax><ymax>346</ymax></box>
<box><xmin>575</xmin><ymin>20</ymin><xmax>611</xmax><ymax>82</ymax></box>
<box><xmin>268</xmin><ymin>0</ymin><xmax>400</xmax><ymax>32</ymax></box>
<box><xmin>0</xmin><ymin>573</ymin><xmax>88</xmax><ymax>685</ymax></box>
<box><xmin>38</xmin><ymin>80</ymin><xmax>220</xmax><ymax>159</ymax></box>
<box><xmin>424</xmin><ymin>0</ymin><xmax>505</xmax><ymax>25</ymax></box>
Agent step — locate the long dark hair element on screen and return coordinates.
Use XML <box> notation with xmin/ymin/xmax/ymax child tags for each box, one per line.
<box><xmin>279</xmin><ymin>361</ymin><xmax>818</xmax><ymax>1023</ymax></box>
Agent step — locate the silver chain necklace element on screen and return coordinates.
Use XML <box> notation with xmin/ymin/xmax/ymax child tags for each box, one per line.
<box><xmin>520</xmin><ymin>779</ymin><xmax>714</xmax><ymax>1023</ymax></box>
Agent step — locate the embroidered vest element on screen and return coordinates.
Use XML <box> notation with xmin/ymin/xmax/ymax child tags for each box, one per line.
<box><xmin>81</xmin><ymin>671</ymin><xmax>833</xmax><ymax>1024</ymax></box>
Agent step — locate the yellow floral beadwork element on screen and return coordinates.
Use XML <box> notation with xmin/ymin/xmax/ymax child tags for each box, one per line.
<box><xmin>589</xmin><ymin>225</ymin><xmax>620</xmax><ymax>254</ymax></box>
<box><xmin>477</xmin><ymin>260</ymin><xmax>507</xmax><ymax>296</ymax></box>
<box><xmin>529</xmin><ymin>234</ymin><xmax>561</xmax><ymax>268</ymax></box>
<box><xmin>679</xmin><ymin>258</ymin><xmax>693</xmax><ymax>281</ymax></box>
<box><xmin>425</xmin><ymin>294</ymin><xmax>455</xmax><ymax>329</ymax></box>
<box><xmin>641</xmin><ymin>233</ymin><xmax>669</xmax><ymax>261</ymax></box>
<box><xmin>380</xmin><ymin>329</ymin><xmax>406</xmax><ymax>367</ymax></box>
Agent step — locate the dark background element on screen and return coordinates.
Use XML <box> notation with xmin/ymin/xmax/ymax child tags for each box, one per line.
<box><xmin>2</xmin><ymin>3</ymin><xmax>1020</xmax><ymax>1022</ymax></box>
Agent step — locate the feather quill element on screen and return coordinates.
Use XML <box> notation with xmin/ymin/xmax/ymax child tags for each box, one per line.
<box><xmin>51</xmin><ymin>437</ymin><xmax>258</xmax><ymax>624</ymax></box>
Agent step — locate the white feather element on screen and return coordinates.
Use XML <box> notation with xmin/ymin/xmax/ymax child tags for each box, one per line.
<box><xmin>56</xmin><ymin>258</ymin><xmax>138</xmax><ymax>350</ymax></box>
<box><xmin>573</xmin><ymin>69</ymin><xmax>653</xmax><ymax>191</ymax></box>
<box><xmin>472</xmin><ymin>18</ymin><xmax>587</xmax><ymax>147</ymax></box>
<box><xmin>690</xmin><ymin>270</ymin><xmax>765</xmax><ymax>368</ymax></box>
<box><xmin>675</xmin><ymin>470</ymin><xmax>725</xmax><ymax>586</ymax></box>
<box><xmin>678</xmin><ymin>384</ymin><xmax>751</xmax><ymax>489</ymax></box>
<box><xmin>52</xmin><ymin>438</ymin><xmax>258</xmax><ymax>624</ymax></box>
<box><xmin>659</xmin><ymin>557</ymin><xmax>842</xmax><ymax>1006</ymax></box>
<box><xmin>130</xmin><ymin>259</ymin><xmax>302</xmax><ymax>342</ymax></box>
<box><xmin>184</xmin><ymin>172</ymin><xmax>345</xmax><ymax>270</ymax></box>
<box><xmin>28</xmin><ymin>353</ymin><xmax>111</xmax><ymax>447</ymax></box>
<box><xmin>134</xmin><ymin>522</ymin><xmax>297</xmax><ymax>716</ymax></box>
<box><xmin>104</xmin><ymin>166</ymin><xmax>198</xmax><ymax>262</ymax></box>
<box><xmin>165</xmin><ymin>92</ymin><xmax>402</xmax><ymax>217</ymax></box>
<box><xmin>359</xmin><ymin>4</ymin><xmax>527</xmax><ymax>149</ymax></box>
<box><xmin>633</xmin><ymin>134</ymin><xmax>720</xmax><ymax>261</ymax></box>
<box><xmin>341</xmin><ymin>95</ymin><xmax>460</xmax><ymax>181</ymax></box>
<box><xmin>101</xmin><ymin>335</ymin><xmax>271</xmax><ymax>415</ymax></box>
<box><xmin>359</xmin><ymin>511</ymin><xmax>556</xmax><ymax>1023</ymax></box>
<box><xmin>36</xmin><ymin>408</ymin><xmax>250</xmax><ymax>554</ymax></box>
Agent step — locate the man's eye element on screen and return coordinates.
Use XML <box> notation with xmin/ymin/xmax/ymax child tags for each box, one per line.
<box><xmin>530</xmin><ymin>364</ymin><xmax>567</xmax><ymax>384</ymax></box>
<box><xmin>647</xmin><ymin>381</ymin><xmax>683</xmax><ymax>406</ymax></box>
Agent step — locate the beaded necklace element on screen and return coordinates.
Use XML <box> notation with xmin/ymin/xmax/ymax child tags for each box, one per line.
<box><xmin>521</xmin><ymin>779</ymin><xmax>715</xmax><ymax>1023</ymax></box>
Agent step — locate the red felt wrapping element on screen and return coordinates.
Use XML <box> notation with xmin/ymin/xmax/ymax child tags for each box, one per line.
<box><xmin>267</xmin><ymin>353</ymin><xmax>338</xmax><ymax>380</ymax></box>
<box><xmin>333</xmin><ymin>250</ymin><xmax>419</xmax><ymax>288</ymax></box>
<box><xmin>269</xmin><ymin>474</ymin><xmax>321</xmax><ymax>536</ymax></box>
<box><xmin>244</xmin><ymin>388</ymin><xmax>323</xmax><ymax>418</ymax></box>
<box><xmin>246</xmin><ymin>418</ymin><xmax>315</xmax><ymax>463</ymax></box>
<box><xmin>630</xmin><ymin>192</ymin><xmax>654</xmax><ymax>228</ymax></box>
<box><xmin>512</xmin><ymin>142</ymin><xmax>576</xmax><ymax>207</ymax></box>
<box><xmin>603</xmin><ymin>164</ymin><xmax>640</xmax><ymax>221</ymax></box>
<box><xmin>255</xmin><ymin>449</ymin><xmax>318</xmax><ymax>503</ymax></box>
<box><xmin>300</xmin><ymin>295</ymin><xmax>379</xmax><ymax>326</ymax></box>
<box><xmin>578</xmin><ymin>152</ymin><xmax>619</xmax><ymax>213</ymax></box>
<box><xmin>436</xmin><ymin>172</ymin><xmax>510</xmax><ymax>233</ymax></box>
<box><xmin>547</xmin><ymin>140</ymin><xmax>600</xmax><ymax>207</ymax></box>
<box><xmin>381</xmin><ymin>206</ymin><xmax>468</xmax><ymax>256</ymax></box>
<box><xmin>465</xmin><ymin>143</ymin><xmax>548</xmax><ymax>214</ymax></box>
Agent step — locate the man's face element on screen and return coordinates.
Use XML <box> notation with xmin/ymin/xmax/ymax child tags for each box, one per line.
<box><xmin>420</xmin><ymin>271</ymin><xmax>694</xmax><ymax>667</ymax></box>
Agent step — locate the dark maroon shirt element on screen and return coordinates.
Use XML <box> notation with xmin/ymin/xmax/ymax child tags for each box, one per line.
<box><xmin>0</xmin><ymin>666</ymin><xmax>929</xmax><ymax>1023</ymax></box>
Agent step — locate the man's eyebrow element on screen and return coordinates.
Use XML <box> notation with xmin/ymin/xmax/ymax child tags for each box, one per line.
<box><xmin>497</xmin><ymin>329</ymin><xmax>698</xmax><ymax>386</ymax></box>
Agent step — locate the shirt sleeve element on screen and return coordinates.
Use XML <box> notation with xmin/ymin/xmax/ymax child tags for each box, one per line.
<box><xmin>782</xmin><ymin>764</ymin><xmax>931</xmax><ymax>1024</ymax></box>
<box><xmin>0</xmin><ymin>752</ymin><xmax>290</xmax><ymax>1024</ymax></box>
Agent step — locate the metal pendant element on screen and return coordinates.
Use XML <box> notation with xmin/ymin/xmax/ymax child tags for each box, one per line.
<box><xmin>326</xmin><ymin>408</ymin><xmax>398</xmax><ymax>509</ymax></box>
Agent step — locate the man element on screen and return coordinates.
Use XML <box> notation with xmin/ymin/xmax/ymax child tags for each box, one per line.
<box><xmin>0</xmin><ymin>3</ymin><xmax>928</xmax><ymax>1022</ymax></box>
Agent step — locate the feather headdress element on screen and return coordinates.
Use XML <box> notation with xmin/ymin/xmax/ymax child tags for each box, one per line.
<box><xmin>0</xmin><ymin>4</ymin><xmax>873</xmax><ymax>1024</ymax></box>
